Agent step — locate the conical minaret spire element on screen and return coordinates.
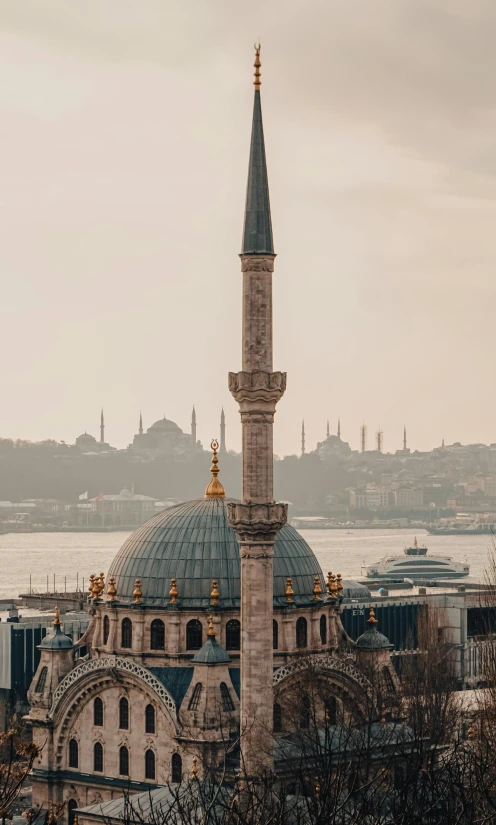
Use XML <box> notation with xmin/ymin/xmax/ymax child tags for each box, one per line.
<box><xmin>191</xmin><ymin>405</ymin><xmax>197</xmax><ymax>445</ymax></box>
<box><xmin>301</xmin><ymin>419</ymin><xmax>305</xmax><ymax>456</ymax></box>
<box><xmin>139</xmin><ymin>411</ymin><xmax>143</xmax><ymax>435</ymax></box>
<box><xmin>326</xmin><ymin>420</ymin><xmax>330</xmax><ymax>438</ymax></box>
<box><xmin>337</xmin><ymin>418</ymin><xmax>341</xmax><ymax>440</ymax></box>
<box><xmin>241</xmin><ymin>46</ymin><xmax>274</xmax><ymax>256</ymax></box>
<box><xmin>220</xmin><ymin>407</ymin><xmax>226</xmax><ymax>454</ymax></box>
<box><xmin>228</xmin><ymin>45</ymin><xmax>287</xmax><ymax>777</ymax></box>
<box><xmin>403</xmin><ymin>426</ymin><xmax>407</xmax><ymax>451</ymax></box>
<box><xmin>100</xmin><ymin>409</ymin><xmax>105</xmax><ymax>444</ymax></box>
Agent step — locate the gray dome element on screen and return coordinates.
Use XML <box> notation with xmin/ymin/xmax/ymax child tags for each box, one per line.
<box><xmin>341</xmin><ymin>579</ymin><xmax>371</xmax><ymax>600</ymax></box>
<box><xmin>356</xmin><ymin>624</ymin><xmax>392</xmax><ymax>650</ymax></box>
<box><xmin>108</xmin><ymin>498</ymin><xmax>325</xmax><ymax>608</ymax></box>
<box><xmin>39</xmin><ymin>626</ymin><xmax>73</xmax><ymax>650</ymax></box>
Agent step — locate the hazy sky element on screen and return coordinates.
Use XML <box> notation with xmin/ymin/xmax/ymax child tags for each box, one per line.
<box><xmin>1</xmin><ymin>1</ymin><xmax>495</xmax><ymax>456</ymax></box>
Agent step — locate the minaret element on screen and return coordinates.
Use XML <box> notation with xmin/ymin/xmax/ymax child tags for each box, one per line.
<box><xmin>403</xmin><ymin>426</ymin><xmax>407</xmax><ymax>452</ymax></box>
<box><xmin>361</xmin><ymin>423</ymin><xmax>367</xmax><ymax>453</ymax></box>
<box><xmin>377</xmin><ymin>428</ymin><xmax>383</xmax><ymax>453</ymax></box>
<box><xmin>326</xmin><ymin>420</ymin><xmax>330</xmax><ymax>438</ymax></box>
<box><xmin>139</xmin><ymin>412</ymin><xmax>143</xmax><ymax>435</ymax></box>
<box><xmin>227</xmin><ymin>46</ymin><xmax>287</xmax><ymax>777</ymax></box>
<box><xmin>301</xmin><ymin>419</ymin><xmax>305</xmax><ymax>456</ymax></box>
<box><xmin>337</xmin><ymin>418</ymin><xmax>341</xmax><ymax>440</ymax></box>
<box><xmin>100</xmin><ymin>409</ymin><xmax>105</xmax><ymax>444</ymax></box>
<box><xmin>191</xmin><ymin>405</ymin><xmax>197</xmax><ymax>445</ymax></box>
<box><xmin>220</xmin><ymin>407</ymin><xmax>226</xmax><ymax>454</ymax></box>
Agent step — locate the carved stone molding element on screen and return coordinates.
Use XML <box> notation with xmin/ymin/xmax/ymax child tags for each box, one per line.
<box><xmin>240</xmin><ymin>255</ymin><xmax>275</xmax><ymax>273</ymax></box>
<box><xmin>228</xmin><ymin>371</ymin><xmax>286</xmax><ymax>409</ymax></box>
<box><xmin>49</xmin><ymin>656</ymin><xmax>177</xmax><ymax>722</ymax></box>
<box><xmin>273</xmin><ymin>654</ymin><xmax>372</xmax><ymax>693</ymax></box>
<box><xmin>227</xmin><ymin>501</ymin><xmax>287</xmax><ymax>544</ymax></box>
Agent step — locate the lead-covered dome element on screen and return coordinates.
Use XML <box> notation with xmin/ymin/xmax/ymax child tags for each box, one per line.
<box><xmin>108</xmin><ymin>498</ymin><xmax>325</xmax><ymax>608</ymax></box>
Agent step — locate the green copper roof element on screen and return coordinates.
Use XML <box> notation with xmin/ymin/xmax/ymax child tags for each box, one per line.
<box><xmin>241</xmin><ymin>90</ymin><xmax>274</xmax><ymax>255</ymax></box>
<box><xmin>108</xmin><ymin>498</ymin><xmax>324</xmax><ymax>608</ymax></box>
<box><xmin>191</xmin><ymin>635</ymin><xmax>231</xmax><ymax>665</ymax></box>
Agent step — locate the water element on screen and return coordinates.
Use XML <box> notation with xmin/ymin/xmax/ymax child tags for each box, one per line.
<box><xmin>0</xmin><ymin>529</ymin><xmax>494</xmax><ymax>600</ymax></box>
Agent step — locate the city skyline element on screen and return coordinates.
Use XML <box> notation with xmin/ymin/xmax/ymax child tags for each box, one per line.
<box><xmin>2</xmin><ymin>1</ymin><xmax>495</xmax><ymax>454</ymax></box>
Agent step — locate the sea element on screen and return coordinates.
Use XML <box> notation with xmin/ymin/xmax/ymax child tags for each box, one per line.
<box><xmin>0</xmin><ymin>529</ymin><xmax>494</xmax><ymax>601</ymax></box>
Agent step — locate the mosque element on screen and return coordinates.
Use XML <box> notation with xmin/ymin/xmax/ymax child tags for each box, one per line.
<box><xmin>26</xmin><ymin>48</ymin><xmax>397</xmax><ymax>821</ymax></box>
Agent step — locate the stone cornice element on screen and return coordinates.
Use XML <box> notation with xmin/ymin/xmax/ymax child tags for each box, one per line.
<box><xmin>240</xmin><ymin>255</ymin><xmax>275</xmax><ymax>272</ymax></box>
<box><xmin>228</xmin><ymin>371</ymin><xmax>286</xmax><ymax>409</ymax></box>
<box><xmin>227</xmin><ymin>501</ymin><xmax>287</xmax><ymax>545</ymax></box>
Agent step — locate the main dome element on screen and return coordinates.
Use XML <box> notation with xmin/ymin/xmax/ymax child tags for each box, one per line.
<box><xmin>108</xmin><ymin>498</ymin><xmax>325</xmax><ymax>608</ymax></box>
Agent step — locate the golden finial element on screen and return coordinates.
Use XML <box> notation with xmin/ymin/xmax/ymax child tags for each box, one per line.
<box><xmin>169</xmin><ymin>578</ymin><xmax>178</xmax><ymax>605</ymax></box>
<box><xmin>133</xmin><ymin>578</ymin><xmax>142</xmax><ymax>605</ymax></box>
<box><xmin>205</xmin><ymin>440</ymin><xmax>225</xmax><ymax>499</ymax></box>
<box><xmin>314</xmin><ymin>778</ymin><xmax>320</xmax><ymax>800</ymax></box>
<box><xmin>207</xmin><ymin>615</ymin><xmax>215</xmax><ymax>637</ymax></box>
<box><xmin>414</xmin><ymin>536</ymin><xmax>418</xmax><ymax>548</ymax></box>
<box><xmin>336</xmin><ymin>573</ymin><xmax>343</xmax><ymax>595</ymax></box>
<box><xmin>285</xmin><ymin>577</ymin><xmax>294</xmax><ymax>604</ymax></box>
<box><xmin>368</xmin><ymin>604</ymin><xmax>378</xmax><ymax>624</ymax></box>
<box><xmin>107</xmin><ymin>576</ymin><xmax>117</xmax><ymax>602</ymax></box>
<box><xmin>52</xmin><ymin>606</ymin><xmax>61</xmax><ymax>627</ymax></box>
<box><xmin>191</xmin><ymin>755</ymin><xmax>198</xmax><ymax>780</ymax></box>
<box><xmin>326</xmin><ymin>571</ymin><xmax>333</xmax><ymax>595</ymax></box>
<box><xmin>254</xmin><ymin>43</ymin><xmax>261</xmax><ymax>91</ymax></box>
<box><xmin>313</xmin><ymin>576</ymin><xmax>322</xmax><ymax>600</ymax></box>
<box><xmin>89</xmin><ymin>574</ymin><xmax>95</xmax><ymax>597</ymax></box>
<box><xmin>330</xmin><ymin>573</ymin><xmax>338</xmax><ymax>596</ymax></box>
<box><xmin>98</xmin><ymin>572</ymin><xmax>105</xmax><ymax>596</ymax></box>
<box><xmin>467</xmin><ymin>726</ymin><xmax>475</xmax><ymax>740</ymax></box>
<box><xmin>381</xmin><ymin>709</ymin><xmax>386</xmax><ymax>724</ymax></box>
<box><xmin>210</xmin><ymin>579</ymin><xmax>219</xmax><ymax>607</ymax></box>
<box><xmin>91</xmin><ymin>575</ymin><xmax>101</xmax><ymax>600</ymax></box>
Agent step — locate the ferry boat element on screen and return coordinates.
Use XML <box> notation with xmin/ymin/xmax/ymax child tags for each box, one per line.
<box><xmin>361</xmin><ymin>537</ymin><xmax>470</xmax><ymax>579</ymax></box>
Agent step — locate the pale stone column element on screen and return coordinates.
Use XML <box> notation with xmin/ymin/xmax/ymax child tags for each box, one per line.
<box><xmin>228</xmin><ymin>254</ymin><xmax>287</xmax><ymax>777</ymax></box>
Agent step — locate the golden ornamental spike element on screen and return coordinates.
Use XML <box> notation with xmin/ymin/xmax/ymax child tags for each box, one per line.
<box><xmin>330</xmin><ymin>573</ymin><xmax>338</xmax><ymax>596</ymax></box>
<box><xmin>107</xmin><ymin>576</ymin><xmax>117</xmax><ymax>602</ymax></box>
<box><xmin>133</xmin><ymin>578</ymin><xmax>142</xmax><ymax>605</ymax></box>
<box><xmin>89</xmin><ymin>574</ymin><xmax>95</xmax><ymax>597</ymax></box>
<box><xmin>254</xmin><ymin>43</ymin><xmax>261</xmax><ymax>90</ymax></box>
<box><xmin>99</xmin><ymin>571</ymin><xmax>105</xmax><ymax>596</ymax></box>
<box><xmin>326</xmin><ymin>571</ymin><xmax>333</xmax><ymax>595</ymax></box>
<box><xmin>467</xmin><ymin>726</ymin><xmax>475</xmax><ymax>740</ymax></box>
<box><xmin>191</xmin><ymin>755</ymin><xmax>198</xmax><ymax>780</ymax></box>
<box><xmin>313</xmin><ymin>576</ymin><xmax>322</xmax><ymax>600</ymax></box>
<box><xmin>368</xmin><ymin>604</ymin><xmax>378</xmax><ymax>624</ymax></box>
<box><xmin>336</xmin><ymin>573</ymin><xmax>343</xmax><ymax>595</ymax></box>
<box><xmin>169</xmin><ymin>578</ymin><xmax>178</xmax><ymax>605</ymax></box>
<box><xmin>52</xmin><ymin>605</ymin><xmax>61</xmax><ymax>627</ymax></box>
<box><xmin>207</xmin><ymin>615</ymin><xmax>215</xmax><ymax>637</ymax></box>
<box><xmin>91</xmin><ymin>575</ymin><xmax>101</xmax><ymax>600</ymax></box>
<box><xmin>205</xmin><ymin>439</ymin><xmax>226</xmax><ymax>498</ymax></box>
<box><xmin>210</xmin><ymin>579</ymin><xmax>219</xmax><ymax>607</ymax></box>
<box><xmin>285</xmin><ymin>577</ymin><xmax>294</xmax><ymax>604</ymax></box>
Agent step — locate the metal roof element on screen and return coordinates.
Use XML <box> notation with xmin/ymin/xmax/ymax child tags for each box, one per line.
<box><xmin>108</xmin><ymin>498</ymin><xmax>325</xmax><ymax>608</ymax></box>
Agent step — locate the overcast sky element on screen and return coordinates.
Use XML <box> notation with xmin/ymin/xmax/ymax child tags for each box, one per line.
<box><xmin>1</xmin><ymin>1</ymin><xmax>495</xmax><ymax>456</ymax></box>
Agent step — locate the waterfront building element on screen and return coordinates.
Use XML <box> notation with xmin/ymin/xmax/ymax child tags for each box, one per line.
<box><xmin>26</xmin><ymin>48</ymin><xmax>398</xmax><ymax>819</ymax></box>
<box><xmin>86</xmin><ymin>490</ymin><xmax>157</xmax><ymax>528</ymax></box>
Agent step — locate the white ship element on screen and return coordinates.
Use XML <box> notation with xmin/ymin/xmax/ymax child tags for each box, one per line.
<box><xmin>361</xmin><ymin>537</ymin><xmax>470</xmax><ymax>579</ymax></box>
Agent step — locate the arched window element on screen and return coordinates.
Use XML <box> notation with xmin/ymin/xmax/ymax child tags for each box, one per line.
<box><xmin>186</xmin><ymin>619</ymin><xmax>203</xmax><ymax>651</ymax></box>
<box><xmin>68</xmin><ymin>800</ymin><xmax>78</xmax><ymax>825</ymax></box>
<box><xmin>273</xmin><ymin>620</ymin><xmax>279</xmax><ymax>650</ymax></box>
<box><xmin>225</xmin><ymin>619</ymin><xmax>240</xmax><ymax>651</ymax></box>
<box><xmin>68</xmin><ymin>739</ymin><xmax>78</xmax><ymax>769</ymax></box>
<box><xmin>94</xmin><ymin>697</ymin><xmax>104</xmax><ymax>727</ymax></box>
<box><xmin>93</xmin><ymin>742</ymin><xmax>103</xmax><ymax>773</ymax></box>
<box><xmin>171</xmin><ymin>753</ymin><xmax>182</xmax><ymax>783</ymax></box>
<box><xmin>325</xmin><ymin>697</ymin><xmax>337</xmax><ymax>726</ymax></box>
<box><xmin>320</xmin><ymin>615</ymin><xmax>327</xmax><ymax>645</ymax></box>
<box><xmin>296</xmin><ymin>617</ymin><xmax>307</xmax><ymax>649</ymax></box>
<box><xmin>188</xmin><ymin>682</ymin><xmax>203</xmax><ymax>711</ymax></box>
<box><xmin>150</xmin><ymin>619</ymin><xmax>165</xmax><ymax>650</ymax></box>
<box><xmin>145</xmin><ymin>704</ymin><xmax>156</xmax><ymax>734</ymax></box>
<box><xmin>103</xmin><ymin>615</ymin><xmax>110</xmax><ymax>645</ymax></box>
<box><xmin>382</xmin><ymin>666</ymin><xmax>396</xmax><ymax>693</ymax></box>
<box><xmin>300</xmin><ymin>695</ymin><xmax>310</xmax><ymax>730</ymax></box>
<box><xmin>119</xmin><ymin>697</ymin><xmax>129</xmax><ymax>730</ymax></box>
<box><xmin>35</xmin><ymin>666</ymin><xmax>48</xmax><ymax>693</ymax></box>
<box><xmin>273</xmin><ymin>703</ymin><xmax>282</xmax><ymax>733</ymax></box>
<box><xmin>119</xmin><ymin>746</ymin><xmax>129</xmax><ymax>776</ymax></box>
<box><xmin>121</xmin><ymin>618</ymin><xmax>132</xmax><ymax>649</ymax></box>
<box><xmin>220</xmin><ymin>682</ymin><xmax>234</xmax><ymax>712</ymax></box>
<box><xmin>145</xmin><ymin>749</ymin><xmax>156</xmax><ymax>780</ymax></box>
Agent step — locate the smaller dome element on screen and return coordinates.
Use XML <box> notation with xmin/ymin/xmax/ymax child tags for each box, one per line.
<box><xmin>356</xmin><ymin>624</ymin><xmax>392</xmax><ymax>650</ymax></box>
<box><xmin>120</xmin><ymin>489</ymin><xmax>132</xmax><ymax>498</ymax></box>
<box><xmin>148</xmin><ymin>417</ymin><xmax>182</xmax><ymax>434</ymax></box>
<box><xmin>191</xmin><ymin>635</ymin><xmax>231</xmax><ymax>665</ymax></box>
<box><xmin>39</xmin><ymin>625</ymin><xmax>73</xmax><ymax>650</ymax></box>
<box><xmin>76</xmin><ymin>432</ymin><xmax>97</xmax><ymax>444</ymax></box>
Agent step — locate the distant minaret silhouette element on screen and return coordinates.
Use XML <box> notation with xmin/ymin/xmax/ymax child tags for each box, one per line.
<box><xmin>139</xmin><ymin>412</ymin><xmax>143</xmax><ymax>435</ymax></box>
<box><xmin>191</xmin><ymin>405</ymin><xmax>197</xmax><ymax>445</ymax></box>
<box><xmin>100</xmin><ymin>409</ymin><xmax>105</xmax><ymax>444</ymax></box>
<box><xmin>442</xmin><ymin>437</ymin><xmax>445</xmax><ymax>449</ymax></box>
<box><xmin>326</xmin><ymin>420</ymin><xmax>330</xmax><ymax>438</ymax></box>
<box><xmin>337</xmin><ymin>418</ymin><xmax>341</xmax><ymax>440</ymax></box>
<box><xmin>301</xmin><ymin>419</ymin><xmax>305</xmax><ymax>456</ymax></box>
<box><xmin>376</xmin><ymin>428</ymin><xmax>383</xmax><ymax>454</ymax></box>
<box><xmin>220</xmin><ymin>407</ymin><xmax>226</xmax><ymax>454</ymax></box>
<box><xmin>360</xmin><ymin>423</ymin><xmax>367</xmax><ymax>453</ymax></box>
<box><xmin>403</xmin><ymin>426</ymin><xmax>407</xmax><ymax>451</ymax></box>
